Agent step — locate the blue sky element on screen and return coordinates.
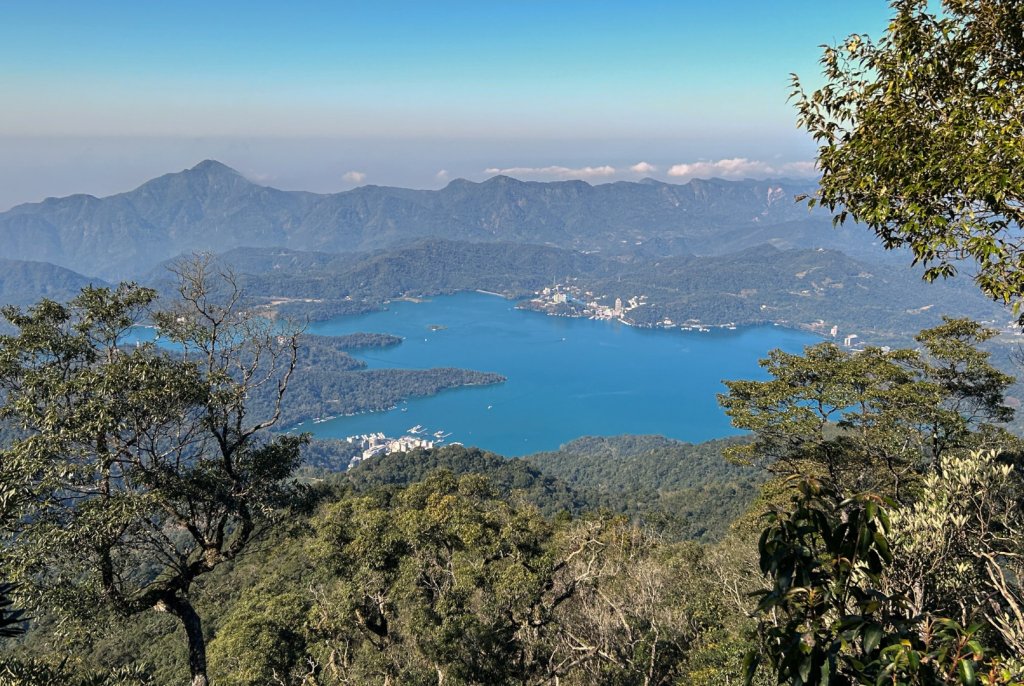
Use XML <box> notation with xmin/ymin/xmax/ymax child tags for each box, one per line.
<box><xmin>0</xmin><ymin>1</ymin><xmax>892</xmax><ymax>208</ymax></box>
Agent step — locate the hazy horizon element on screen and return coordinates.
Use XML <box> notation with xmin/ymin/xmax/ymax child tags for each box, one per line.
<box><xmin>0</xmin><ymin>1</ymin><xmax>890</xmax><ymax>210</ymax></box>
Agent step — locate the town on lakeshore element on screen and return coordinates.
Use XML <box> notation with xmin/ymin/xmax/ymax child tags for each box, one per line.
<box><xmin>522</xmin><ymin>282</ymin><xmax>855</xmax><ymax>340</ymax></box>
<box><xmin>523</xmin><ymin>282</ymin><xmax>1022</xmax><ymax>350</ymax></box>
<box><xmin>344</xmin><ymin>426</ymin><xmax>453</xmax><ymax>470</ymax></box>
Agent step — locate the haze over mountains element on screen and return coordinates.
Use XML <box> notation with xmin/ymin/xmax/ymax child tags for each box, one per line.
<box><xmin>0</xmin><ymin>160</ymin><xmax>881</xmax><ymax>280</ymax></box>
<box><xmin>0</xmin><ymin>159</ymin><xmax>1006</xmax><ymax>346</ymax></box>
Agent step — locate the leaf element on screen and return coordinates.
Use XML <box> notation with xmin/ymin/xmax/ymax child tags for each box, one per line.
<box><xmin>958</xmin><ymin>658</ymin><xmax>975</xmax><ymax>685</ymax></box>
<box><xmin>862</xmin><ymin>623</ymin><xmax>883</xmax><ymax>654</ymax></box>
<box><xmin>798</xmin><ymin>655</ymin><xmax>812</xmax><ymax>684</ymax></box>
<box><xmin>742</xmin><ymin>650</ymin><xmax>760</xmax><ymax>686</ymax></box>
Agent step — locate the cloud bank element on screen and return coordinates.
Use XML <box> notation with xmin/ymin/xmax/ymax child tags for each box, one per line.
<box><xmin>667</xmin><ymin>158</ymin><xmax>816</xmax><ymax>181</ymax></box>
<box><xmin>479</xmin><ymin>158</ymin><xmax>817</xmax><ymax>183</ymax></box>
<box><xmin>629</xmin><ymin>161</ymin><xmax>657</xmax><ymax>174</ymax></box>
<box><xmin>484</xmin><ymin>165</ymin><xmax>617</xmax><ymax>179</ymax></box>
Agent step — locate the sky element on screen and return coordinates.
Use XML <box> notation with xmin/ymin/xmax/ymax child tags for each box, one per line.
<box><xmin>0</xmin><ymin>1</ymin><xmax>892</xmax><ymax>210</ymax></box>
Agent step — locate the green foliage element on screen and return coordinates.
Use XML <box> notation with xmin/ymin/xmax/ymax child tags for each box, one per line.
<box><xmin>329</xmin><ymin>332</ymin><xmax>403</xmax><ymax>350</ymax></box>
<box><xmin>748</xmin><ymin>477</ymin><xmax>1021</xmax><ymax>685</ymax></box>
<box><xmin>299</xmin><ymin>471</ymin><xmax>561</xmax><ymax>685</ymax></box>
<box><xmin>347</xmin><ymin>443</ymin><xmax>586</xmax><ymax>516</ymax></box>
<box><xmin>200</xmin><ymin>469</ymin><xmax>754</xmax><ymax>686</ymax></box>
<box><xmin>251</xmin><ymin>331</ymin><xmax>506</xmax><ymax>429</ymax></box>
<box><xmin>526</xmin><ymin>434</ymin><xmax>765</xmax><ymax>540</ymax></box>
<box><xmin>750</xmin><ymin>480</ymin><xmax>901</xmax><ymax>683</ymax></box>
<box><xmin>721</xmin><ymin>318</ymin><xmax>1024</xmax><ymax>683</ymax></box>
<box><xmin>270</xmin><ymin>365</ymin><xmax>505</xmax><ymax>429</ymax></box>
<box><xmin>345</xmin><ymin>438</ymin><xmax>766</xmax><ymax>542</ymax></box>
<box><xmin>793</xmin><ymin>0</ymin><xmax>1024</xmax><ymax>317</ymax></box>
<box><xmin>0</xmin><ymin>586</ymin><xmax>24</xmax><ymax>640</ymax></box>
<box><xmin>889</xmin><ymin>450</ymin><xmax>1024</xmax><ymax>659</ymax></box>
<box><xmin>207</xmin><ymin>590</ymin><xmax>311</xmax><ymax>686</ymax></box>
<box><xmin>719</xmin><ymin>318</ymin><xmax>1017</xmax><ymax>502</ymax></box>
<box><xmin>0</xmin><ymin>263</ymin><xmax>306</xmax><ymax>686</ymax></box>
<box><xmin>0</xmin><ymin>659</ymin><xmax>154</xmax><ymax>686</ymax></box>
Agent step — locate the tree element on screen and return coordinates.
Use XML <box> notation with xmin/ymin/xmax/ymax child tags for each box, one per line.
<box><xmin>0</xmin><ymin>585</ymin><xmax>24</xmax><ymax>640</ymax></box>
<box><xmin>541</xmin><ymin>521</ymin><xmax>714</xmax><ymax>686</ymax></box>
<box><xmin>888</xmin><ymin>450</ymin><xmax>1024</xmax><ymax>659</ymax></box>
<box><xmin>792</xmin><ymin>0</ymin><xmax>1024</xmax><ymax>315</ymax></box>
<box><xmin>299</xmin><ymin>470</ymin><xmax>564</xmax><ymax>685</ymax></box>
<box><xmin>0</xmin><ymin>463</ymin><xmax>26</xmax><ymax>641</ymax></box>
<box><xmin>746</xmin><ymin>477</ymin><xmax>1022</xmax><ymax>685</ymax></box>
<box><xmin>718</xmin><ymin>318</ymin><xmax>1016</xmax><ymax>502</ymax></box>
<box><xmin>0</xmin><ymin>258</ymin><xmax>305</xmax><ymax>686</ymax></box>
<box><xmin>208</xmin><ymin>471</ymin><xmax>727</xmax><ymax>686</ymax></box>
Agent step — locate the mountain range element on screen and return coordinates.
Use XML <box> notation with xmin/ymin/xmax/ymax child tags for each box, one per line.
<box><xmin>0</xmin><ymin>160</ymin><xmax>1008</xmax><ymax>346</ymax></box>
<box><xmin>0</xmin><ymin>160</ymin><xmax>881</xmax><ymax>280</ymax></box>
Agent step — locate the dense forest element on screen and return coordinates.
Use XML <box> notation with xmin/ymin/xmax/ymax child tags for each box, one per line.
<box><xmin>3</xmin><ymin>2</ymin><xmax>1024</xmax><ymax>685</ymax></box>
<box><xmin>157</xmin><ymin>331</ymin><xmax>507</xmax><ymax>430</ymax></box>
<box><xmin>3</xmin><ymin>266</ymin><xmax>1024</xmax><ymax>685</ymax></box>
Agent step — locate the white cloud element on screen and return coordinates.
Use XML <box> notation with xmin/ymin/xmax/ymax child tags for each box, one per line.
<box><xmin>666</xmin><ymin>158</ymin><xmax>817</xmax><ymax>181</ymax></box>
<box><xmin>779</xmin><ymin>160</ymin><xmax>818</xmax><ymax>176</ymax></box>
<box><xmin>629</xmin><ymin>161</ymin><xmax>657</xmax><ymax>174</ymax></box>
<box><xmin>484</xmin><ymin>165</ymin><xmax>617</xmax><ymax>180</ymax></box>
<box><xmin>245</xmin><ymin>172</ymin><xmax>276</xmax><ymax>184</ymax></box>
<box><xmin>342</xmin><ymin>170</ymin><xmax>366</xmax><ymax>184</ymax></box>
<box><xmin>435</xmin><ymin>169</ymin><xmax>450</xmax><ymax>181</ymax></box>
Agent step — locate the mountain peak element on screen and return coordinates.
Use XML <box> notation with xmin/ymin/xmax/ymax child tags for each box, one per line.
<box><xmin>483</xmin><ymin>174</ymin><xmax>525</xmax><ymax>185</ymax></box>
<box><xmin>131</xmin><ymin>159</ymin><xmax>250</xmax><ymax>197</ymax></box>
<box><xmin>188</xmin><ymin>159</ymin><xmax>241</xmax><ymax>176</ymax></box>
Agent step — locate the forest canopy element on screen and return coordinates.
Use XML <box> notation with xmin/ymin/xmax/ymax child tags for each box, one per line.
<box><xmin>4</xmin><ymin>1</ymin><xmax>1024</xmax><ymax>684</ymax></box>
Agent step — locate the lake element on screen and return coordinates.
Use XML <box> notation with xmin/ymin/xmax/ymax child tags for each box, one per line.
<box><xmin>298</xmin><ymin>292</ymin><xmax>818</xmax><ymax>456</ymax></box>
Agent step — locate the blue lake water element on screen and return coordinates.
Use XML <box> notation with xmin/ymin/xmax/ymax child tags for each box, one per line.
<box><xmin>299</xmin><ymin>292</ymin><xmax>818</xmax><ymax>456</ymax></box>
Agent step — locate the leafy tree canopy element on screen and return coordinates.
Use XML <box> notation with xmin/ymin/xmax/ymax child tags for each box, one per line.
<box><xmin>719</xmin><ymin>318</ymin><xmax>1017</xmax><ymax>502</ymax></box>
<box><xmin>793</xmin><ymin>0</ymin><xmax>1024</xmax><ymax>315</ymax></box>
<box><xmin>0</xmin><ymin>261</ymin><xmax>305</xmax><ymax>686</ymax></box>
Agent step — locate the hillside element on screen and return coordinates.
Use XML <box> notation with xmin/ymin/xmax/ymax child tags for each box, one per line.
<box><xmin>181</xmin><ymin>240</ymin><xmax>1005</xmax><ymax>344</ymax></box>
<box><xmin>338</xmin><ymin>437</ymin><xmax>763</xmax><ymax>541</ymax></box>
<box><xmin>525</xmin><ymin>434</ymin><xmax>763</xmax><ymax>540</ymax></box>
<box><xmin>0</xmin><ymin>259</ymin><xmax>106</xmax><ymax>307</ymax></box>
<box><xmin>0</xmin><ymin>160</ymin><xmax>879</xmax><ymax>279</ymax></box>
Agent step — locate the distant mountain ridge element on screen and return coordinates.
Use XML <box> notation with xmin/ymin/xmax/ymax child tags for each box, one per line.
<box><xmin>155</xmin><ymin>239</ymin><xmax>1003</xmax><ymax>344</ymax></box>
<box><xmin>0</xmin><ymin>160</ymin><xmax>876</xmax><ymax>279</ymax></box>
<box><xmin>0</xmin><ymin>259</ymin><xmax>106</xmax><ymax>307</ymax></box>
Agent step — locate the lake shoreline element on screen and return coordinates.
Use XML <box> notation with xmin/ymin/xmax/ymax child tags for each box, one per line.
<box><xmin>301</xmin><ymin>292</ymin><xmax>818</xmax><ymax>456</ymax></box>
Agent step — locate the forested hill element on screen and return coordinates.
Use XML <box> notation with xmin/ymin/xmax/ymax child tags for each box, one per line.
<box><xmin>0</xmin><ymin>238</ymin><xmax>1006</xmax><ymax>345</ymax></box>
<box><xmin>313</xmin><ymin>435</ymin><xmax>763</xmax><ymax>541</ymax></box>
<box><xmin>525</xmin><ymin>435</ymin><xmax>763</xmax><ymax>540</ymax></box>
<box><xmin>179</xmin><ymin>240</ymin><xmax>1005</xmax><ymax>344</ymax></box>
<box><xmin>0</xmin><ymin>259</ymin><xmax>106</xmax><ymax>306</ymax></box>
<box><xmin>4</xmin><ymin>435</ymin><xmax>765</xmax><ymax>683</ymax></box>
<box><xmin>0</xmin><ymin>160</ymin><xmax>881</xmax><ymax>279</ymax></box>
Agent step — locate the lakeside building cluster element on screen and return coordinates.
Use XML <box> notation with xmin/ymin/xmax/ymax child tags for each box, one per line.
<box><xmin>344</xmin><ymin>431</ymin><xmax>435</xmax><ymax>470</ymax></box>
<box><xmin>528</xmin><ymin>284</ymin><xmax>648</xmax><ymax>324</ymax></box>
<box><xmin>528</xmin><ymin>284</ymin><xmax>880</xmax><ymax>345</ymax></box>
<box><xmin>526</xmin><ymin>284</ymin><xmax>742</xmax><ymax>334</ymax></box>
